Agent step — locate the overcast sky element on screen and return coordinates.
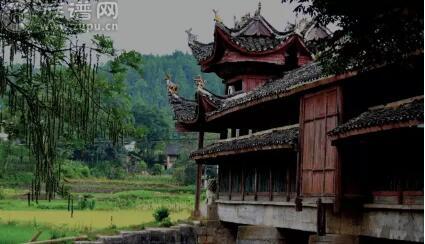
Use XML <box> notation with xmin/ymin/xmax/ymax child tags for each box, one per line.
<box><xmin>95</xmin><ymin>0</ymin><xmax>300</xmax><ymax>55</ymax></box>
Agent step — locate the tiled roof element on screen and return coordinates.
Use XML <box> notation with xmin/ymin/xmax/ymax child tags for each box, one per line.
<box><xmin>190</xmin><ymin>125</ymin><xmax>299</xmax><ymax>160</ymax></box>
<box><xmin>329</xmin><ymin>97</ymin><xmax>424</xmax><ymax>136</ymax></box>
<box><xmin>229</xmin><ymin>35</ymin><xmax>290</xmax><ymax>52</ymax></box>
<box><xmin>169</xmin><ymin>94</ymin><xmax>198</xmax><ymax>123</ymax></box>
<box><xmin>206</xmin><ymin>62</ymin><xmax>324</xmax><ymax>117</ymax></box>
<box><xmin>188</xmin><ymin>41</ymin><xmax>214</xmax><ymax>62</ymax></box>
<box><xmin>169</xmin><ymin>62</ymin><xmax>326</xmax><ymax>124</ymax></box>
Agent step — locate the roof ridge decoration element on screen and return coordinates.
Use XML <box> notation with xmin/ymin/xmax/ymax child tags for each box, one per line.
<box><xmin>213</xmin><ymin>9</ymin><xmax>222</xmax><ymax>24</ymax></box>
<box><xmin>255</xmin><ymin>2</ymin><xmax>262</xmax><ymax>16</ymax></box>
<box><xmin>185</xmin><ymin>28</ymin><xmax>198</xmax><ymax>45</ymax></box>
<box><xmin>165</xmin><ymin>74</ymin><xmax>178</xmax><ymax>96</ymax></box>
<box><xmin>194</xmin><ymin>75</ymin><xmax>206</xmax><ymax>90</ymax></box>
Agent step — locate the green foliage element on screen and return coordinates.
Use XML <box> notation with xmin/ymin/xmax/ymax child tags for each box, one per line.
<box><xmin>0</xmin><ymin>188</ymin><xmax>5</xmax><ymax>200</ymax></box>
<box><xmin>173</xmin><ymin>163</ymin><xmax>196</xmax><ymax>185</ymax></box>
<box><xmin>138</xmin><ymin>161</ymin><xmax>148</xmax><ymax>172</ymax></box>
<box><xmin>61</xmin><ymin>160</ymin><xmax>91</xmax><ymax>179</ymax></box>
<box><xmin>150</xmin><ymin>164</ymin><xmax>164</xmax><ymax>176</ymax></box>
<box><xmin>78</xmin><ymin>195</ymin><xmax>96</xmax><ymax>210</ymax></box>
<box><xmin>159</xmin><ymin>217</ymin><xmax>172</xmax><ymax>227</ymax></box>
<box><xmin>92</xmin><ymin>34</ymin><xmax>116</xmax><ymax>56</ymax></box>
<box><xmin>153</xmin><ymin>207</ymin><xmax>170</xmax><ymax>222</ymax></box>
<box><xmin>285</xmin><ymin>0</ymin><xmax>423</xmax><ymax>72</ymax></box>
<box><xmin>91</xmin><ymin>162</ymin><xmax>126</xmax><ymax>180</ymax></box>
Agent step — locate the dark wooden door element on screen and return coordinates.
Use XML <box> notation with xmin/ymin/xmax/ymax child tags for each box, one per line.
<box><xmin>300</xmin><ymin>87</ymin><xmax>341</xmax><ymax>196</ymax></box>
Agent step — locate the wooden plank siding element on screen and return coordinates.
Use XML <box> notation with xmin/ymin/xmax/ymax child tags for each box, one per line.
<box><xmin>300</xmin><ymin>86</ymin><xmax>342</xmax><ymax>197</ymax></box>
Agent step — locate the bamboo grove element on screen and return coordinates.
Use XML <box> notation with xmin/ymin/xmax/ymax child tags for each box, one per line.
<box><xmin>0</xmin><ymin>0</ymin><xmax>133</xmax><ymax>198</ymax></box>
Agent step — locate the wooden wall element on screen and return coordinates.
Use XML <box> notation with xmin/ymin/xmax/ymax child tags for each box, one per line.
<box><xmin>300</xmin><ymin>86</ymin><xmax>342</xmax><ymax>197</ymax></box>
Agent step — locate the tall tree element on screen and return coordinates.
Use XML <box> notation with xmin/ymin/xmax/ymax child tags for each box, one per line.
<box><xmin>0</xmin><ymin>0</ymin><xmax>135</xmax><ymax>196</ymax></box>
<box><xmin>284</xmin><ymin>0</ymin><xmax>423</xmax><ymax>72</ymax></box>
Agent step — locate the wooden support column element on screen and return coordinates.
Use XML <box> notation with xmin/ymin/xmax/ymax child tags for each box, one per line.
<box><xmin>286</xmin><ymin>168</ymin><xmax>291</xmax><ymax>202</ymax></box>
<box><xmin>241</xmin><ymin>168</ymin><xmax>245</xmax><ymax>201</ymax></box>
<box><xmin>268</xmin><ymin>168</ymin><xmax>273</xmax><ymax>201</ymax></box>
<box><xmin>194</xmin><ymin>131</ymin><xmax>204</xmax><ymax>218</ymax></box>
<box><xmin>229</xmin><ymin>168</ymin><xmax>232</xmax><ymax>200</ymax></box>
<box><xmin>254</xmin><ymin>168</ymin><xmax>258</xmax><ymax>201</ymax></box>
<box><xmin>295</xmin><ymin>146</ymin><xmax>303</xmax><ymax>211</ymax></box>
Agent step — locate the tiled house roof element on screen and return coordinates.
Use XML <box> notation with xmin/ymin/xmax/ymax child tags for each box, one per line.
<box><xmin>329</xmin><ymin>97</ymin><xmax>424</xmax><ymax>137</ymax></box>
<box><xmin>191</xmin><ymin>125</ymin><xmax>299</xmax><ymax>160</ymax></box>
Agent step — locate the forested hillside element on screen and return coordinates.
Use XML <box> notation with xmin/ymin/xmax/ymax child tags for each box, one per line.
<box><xmin>127</xmin><ymin>51</ymin><xmax>223</xmax><ymax>113</ymax></box>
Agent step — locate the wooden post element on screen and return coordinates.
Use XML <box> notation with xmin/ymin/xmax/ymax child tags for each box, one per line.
<box><xmin>228</xmin><ymin>168</ymin><xmax>232</xmax><ymax>200</ymax></box>
<box><xmin>194</xmin><ymin>131</ymin><xmax>204</xmax><ymax>218</ymax></box>
<box><xmin>67</xmin><ymin>194</ymin><xmax>71</xmax><ymax>211</ymax></box>
<box><xmin>254</xmin><ymin>168</ymin><xmax>258</xmax><ymax>201</ymax></box>
<box><xmin>286</xmin><ymin>168</ymin><xmax>291</xmax><ymax>202</ymax></box>
<box><xmin>31</xmin><ymin>180</ymin><xmax>34</xmax><ymax>201</ymax></box>
<box><xmin>241</xmin><ymin>169</ymin><xmax>245</xmax><ymax>201</ymax></box>
<box><xmin>268</xmin><ymin>168</ymin><xmax>273</xmax><ymax>201</ymax></box>
<box><xmin>71</xmin><ymin>197</ymin><xmax>74</xmax><ymax>218</ymax></box>
<box><xmin>27</xmin><ymin>193</ymin><xmax>30</xmax><ymax>206</ymax></box>
<box><xmin>317</xmin><ymin>198</ymin><xmax>326</xmax><ymax>236</ymax></box>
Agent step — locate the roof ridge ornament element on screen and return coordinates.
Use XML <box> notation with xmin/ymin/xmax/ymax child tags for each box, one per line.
<box><xmin>165</xmin><ymin>74</ymin><xmax>178</xmax><ymax>96</ymax></box>
<box><xmin>185</xmin><ymin>28</ymin><xmax>198</xmax><ymax>45</ymax></box>
<box><xmin>213</xmin><ymin>9</ymin><xmax>222</xmax><ymax>23</ymax></box>
<box><xmin>255</xmin><ymin>2</ymin><xmax>262</xmax><ymax>16</ymax></box>
<box><xmin>194</xmin><ymin>75</ymin><xmax>206</xmax><ymax>90</ymax></box>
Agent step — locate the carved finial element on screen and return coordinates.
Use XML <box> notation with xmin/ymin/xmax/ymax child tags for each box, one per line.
<box><xmin>213</xmin><ymin>9</ymin><xmax>222</xmax><ymax>23</ymax></box>
<box><xmin>194</xmin><ymin>75</ymin><xmax>206</xmax><ymax>90</ymax></box>
<box><xmin>234</xmin><ymin>16</ymin><xmax>239</xmax><ymax>28</ymax></box>
<box><xmin>255</xmin><ymin>2</ymin><xmax>262</xmax><ymax>16</ymax></box>
<box><xmin>165</xmin><ymin>74</ymin><xmax>178</xmax><ymax>95</ymax></box>
<box><xmin>185</xmin><ymin>28</ymin><xmax>198</xmax><ymax>44</ymax></box>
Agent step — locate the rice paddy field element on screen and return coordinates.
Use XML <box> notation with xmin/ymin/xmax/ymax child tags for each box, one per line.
<box><xmin>0</xmin><ymin>176</ymin><xmax>196</xmax><ymax>243</ymax></box>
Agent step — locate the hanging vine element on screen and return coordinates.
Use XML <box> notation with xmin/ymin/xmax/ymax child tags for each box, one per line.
<box><xmin>0</xmin><ymin>0</ymin><xmax>133</xmax><ymax>197</ymax></box>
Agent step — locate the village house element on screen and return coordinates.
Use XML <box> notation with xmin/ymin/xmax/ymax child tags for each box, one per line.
<box><xmin>164</xmin><ymin>144</ymin><xmax>179</xmax><ymax>170</ymax></box>
<box><xmin>168</xmin><ymin>4</ymin><xmax>423</xmax><ymax>244</ymax></box>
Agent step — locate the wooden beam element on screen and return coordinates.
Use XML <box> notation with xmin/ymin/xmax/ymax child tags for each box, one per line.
<box><xmin>194</xmin><ymin>131</ymin><xmax>204</xmax><ymax>218</ymax></box>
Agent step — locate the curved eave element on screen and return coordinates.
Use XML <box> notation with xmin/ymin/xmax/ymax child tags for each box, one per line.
<box><xmin>169</xmin><ymin>88</ymin><xmax>227</xmax><ymax>132</ymax></box>
<box><xmin>168</xmin><ymin>94</ymin><xmax>199</xmax><ymax>125</ymax></box>
<box><xmin>197</xmin><ymin>25</ymin><xmax>313</xmax><ymax>71</ymax></box>
<box><xmin>191</xmin><ymin>125</ymin><xmax>299</xmax><ymax>161</ymax></box>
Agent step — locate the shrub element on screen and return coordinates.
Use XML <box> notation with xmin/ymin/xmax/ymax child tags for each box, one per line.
<box><xmin>159</xmin><ymin>217</ymin><xmax>172</xmax><ymax>227</ymax></box>
<box><xmin>78</xmin><ymin>195</ymin><xmax>96</xmax><ymax>210</ymax></box>
<box><xmin>61</xmin><ymin>160</ymin><xmax>91</xmax><ymax>179</ymax></box>
<box><xmin>138</xmin><ymin>160</ymin><xmax>148</xmax><ymax>172</ymax></box>
<box><xmin>150</xmin><ymin>163</ymin><xmax>163</xmax><ymax>176</ymax></box>
<box><xmin>153</xmin><ymin>207</ymin><xmax>169</xmax><ymax>222</ymax></box>
<box><xmin>173</xmin><ymin>163</ymin><xmax>196</xmax><ymax>185</ymax></box>
<box><xmin>0</xmin><ymin>188</ymin><xmax>5</xmax><ymax>200</ymax></box>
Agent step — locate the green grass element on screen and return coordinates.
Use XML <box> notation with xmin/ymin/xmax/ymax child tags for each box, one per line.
<box><xmin>0</xmin><ymin>221</ymin><xmax>78</xmax><ymax>244</ymax></box>
<box><xmin>0</xmin><ymin>175</ymin><xmax>199</xmax><ymax>242</ymax></box>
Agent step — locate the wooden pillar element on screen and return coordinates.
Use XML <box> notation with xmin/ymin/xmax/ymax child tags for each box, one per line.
<box><xmin>254</xmin><ymin>168</ymin><xmax>258</xmax><ymax>201</ymax></box>
<box><xmin>268</xmin><ymin>168</ymin><xmax>273</xmax><ymax>201</ymax></box>
<box><xmin>194</xmin><ymin>131</ymin><xmax>204</xmax><ymax>218</ymax></box>
<box><xmin>228</xmin><ymin>168</ymin><xmax>232</xmax><ymax>200</ymax></box>
<box><xmin>241</xmin><ymin>168</ymin><xmax>245</xmax><ymax>201</ymax></box>
<box><xmin>286</xmin><ymin>168</ymin><xmax>291</xmax><ymax>202</ymax></box>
